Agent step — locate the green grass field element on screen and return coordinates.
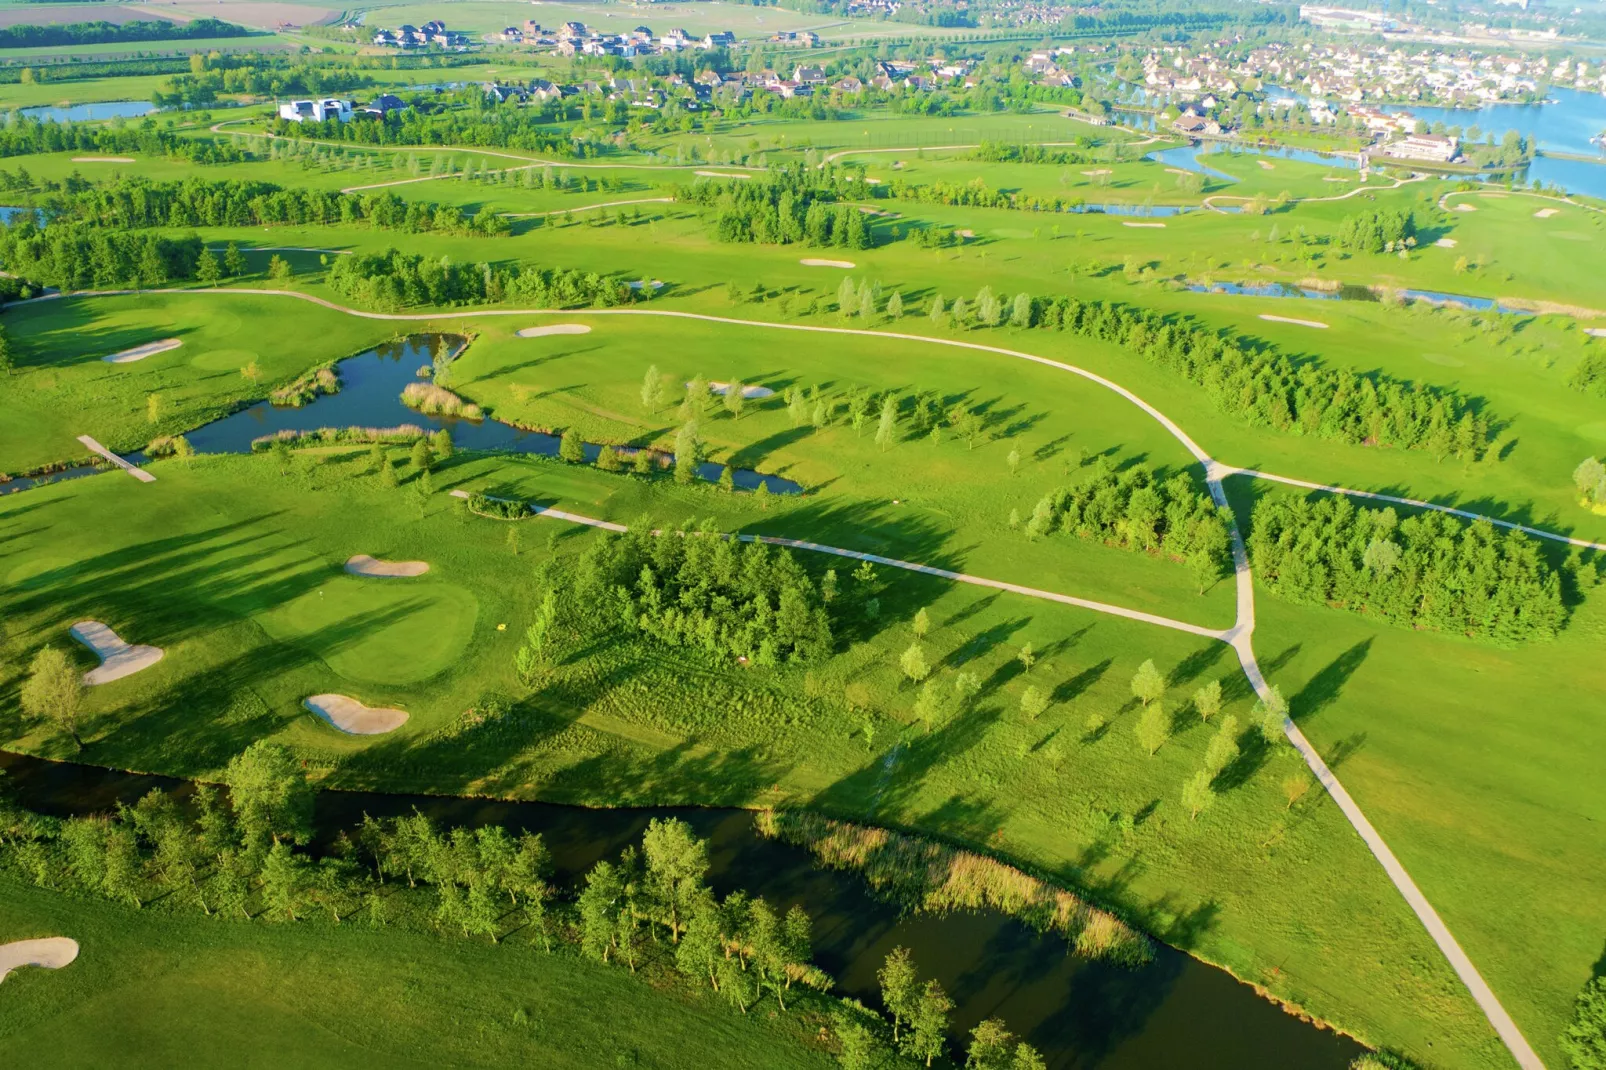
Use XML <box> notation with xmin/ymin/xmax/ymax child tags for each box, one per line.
<box><xmin>0</xmin><ymin>877</ymin><xmax>832</xmax><ymax>1068</ymax></box>
<box><xmin>0</xmin><ymin>86</ymin><xmax>1602</xmax><ymax>1069</ymax></box>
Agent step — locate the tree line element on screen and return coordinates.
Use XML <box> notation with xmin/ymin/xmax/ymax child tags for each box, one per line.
<box><xmin>326</xmin><ymin>249</ymin><xmax>642</xmax><ymax>311</ymax></box>
<box><xmin>677</xmin><ymin>166</ymin><xmax>875</xmax><ymax>249</ymax></box>
<box><xmin>1335</xmin><ymin>208</ymin><xmax>1418</xmax><ymax>255</ymax></box>
<box><xmin>22</xmin><ymin>176</ymin><xmax>509</xmax><ymax>238</ymax></box>
<box><xmin>932</xmin><ymin>285</ymin><xmax>1494</xmax><ymax>460</ymax></box>
<box><xmin>1248</xmin><ymin>493</ymin><xmax>1566</xmax><ymax>642</ymax></box>
<box><xmin>269</xmin><ymin>106</ymin><xmax>589</xmax><ymax>159</ymax></box>
<box><xmin>1018</xmin><ymin>460</ymin><xmax>1233</xmax><ymax>591</ymax></box>
<box><xmin>0</xmin><ymin>121</ymin><xmax>254</xmax><ymax>165</ymax></box>
<box><xmin>0</xmin><ymin>749</ymin><xmax>1054</xmax><ymax>1067</ymax></box>
<box><xmin>0</xmin><ymin>17</ymin><xmax>250</xmax><ymax>50</ymax></box>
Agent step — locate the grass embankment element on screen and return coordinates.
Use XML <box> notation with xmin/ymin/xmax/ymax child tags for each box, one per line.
<box><xmin>0</xmin><ymin>878</ymin><xmax>831</xmax><ymax>1068</ymax></box>
<box><xmin>0</xmin><ymin>452</ymin><xmax>1503</xmax><ymax>1068</ymax></box>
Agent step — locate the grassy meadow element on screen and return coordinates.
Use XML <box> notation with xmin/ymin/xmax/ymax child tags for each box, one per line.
<box><xmin>0</xmin><ymin>877</ymin><xmax>832</xmax><ymax>1068</ymax></box>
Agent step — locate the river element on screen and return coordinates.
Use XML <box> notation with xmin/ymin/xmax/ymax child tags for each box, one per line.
<box><xmin>0</xmin><ymin>750</ymin><xmax>1366</xmax><ymax>1068</ymax></box>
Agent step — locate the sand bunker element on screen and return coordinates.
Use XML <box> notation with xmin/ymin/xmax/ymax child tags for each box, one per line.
<box><xmin>0</xmin><ymin>938</ymin><xmax>78</xmax><ymax>983</ymax></box>
<box><xmin>696</xmin><ymin>381</ymin><xmax>775</xmax><ymax>399</ymax></box>
<box><xmin>1123</xmin><ymin>222</ymin><xmax>1166</xmax><ymax>228</ymax></box>
<box><xmin>1534</xmin><ymin>207</ymin><xmax>1559</xmax><ymax>218</ymax></box>
<box><xmin>70</xmin><ymin>621</ymin><xmax>163</xmax><ymax>685</ymax></box>
<box><xmin>1257</xmin><ymin>160</ymin><xmax>1275</xmax><ymax>170</ymax></box>
<box><xmin>72</xmin><ymin>156</ymin><xmax>133</xmax><ymax>163</ymax></box>
<box><xmin>1435</xmin><ymin>238</ymin><xmax>1458</xmax><ymax>248</ymax></box>
<box><xmin>304</xmin><ymin>694</ymin><xmax>409</xmax><ymax>735</ymax></box>
<box><xmin>1259</xmin><ymin>314</ymin><xmax>1328</xmax><ymax>329</ymax></box>
<box><xmin>1163</xmin><ymin>167</ymin><xmax>1191</xmax><ymax>176</ymax></box>
<box><xmin>800</xmin><ymin>258</ymin><xmax>855</xmax><ymax>268</ymax></box>
<box><xmin>103</xmin><ymin>338</ymin><xmax>181</xmax><ymax>364</ymax></box>
<box><xmin>695</xmin><ymin>170</ymin><xmax>751</xmax><ymax>179</ymax></box>
<box><xmin>516</xmin><ymin>324</ymin><xmax>592</xmax><ymax>338</ymax></box>
<box><xmin>1453</xmin><ymin>204</ymin><xmax>1477</xmax><ymax>213</ymax></box>
<box><xmin>1081</xmin><ymin>169</ymin><xmax>1111</xmax><ymax>177</ymax></box>
<box><xmin>1585</xmin><ymin>327</ymin><xmax>1606</xmax><ymax>338</ymax></box>
<box><xmin>345</xmin><ymin>554</ymin><xmax>429</xmax><ymax>578</ymax></box>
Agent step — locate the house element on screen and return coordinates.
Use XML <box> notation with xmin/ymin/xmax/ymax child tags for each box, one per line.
<box><xmin>278</xmin><ymin>99</ymin><xmax>352</xmax><ymax>123</ymax></box>
<box><xmin>499</xmin><ymin>26</ymin><xmax>523</xmax><ymax>43</ymax></box>
<box><xmin>833</xmin><ymin>76</ymin><xmax>863</xmax><ymax>93</ymax></box>
<box><xmin>358</xmin><ymin>94</ymin><xmax>406</xmax><ymax>117</ymax></box>
<box><xmin>484</xmin><ymin>83</ymin><xmax>529</xmax><ymax>104</ymax></box>
<box><xmin>560</xmin><ymin>21</ymin><xmax>587</xmax><ymax>39</ymax></box>
<box><xmin>528</xmin><ymin>79</ymin><xmax>561</xmax><ymax>102</ymax></box>
<box><xmin>1381</xmin><ymin>132</ymin><xmax>1458</xmax><ymax>162</ymax></box>
<box><xmin>702</xmin><ymin>31</ymin><xmax>735</xmax><ymax>49</ymax></box>
<box><xmin>793</xmin><ymin>65</ymin><xmax>825</xmax><ymax>84</ymax></box>
<box><xmin>371</xmin><ymin>29</ymin><xmax>396</xmax><ymax>47</ymax></box>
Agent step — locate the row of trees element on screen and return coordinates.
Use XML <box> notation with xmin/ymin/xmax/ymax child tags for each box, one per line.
<box><xmin>1248</xmin><ymin>494</ymin><xmax>1566</xmax><ymax>642</ymax></box>
<box><xmin>0</xmin><ymin>17</ymin><xmax>249</xmax><ymax>49</ymax></box>
<box><xmin>0</xmin><ymin>120</ymin><xmax>252</xmax><ymax>166</ymax></box>
<box><xmin>24</xmin><ymin>176</ymin><xmax>510</xmax><ymax>238</ymax></box>
<box><xmin>1335</xmin><ymin>208</ymin><xmax>1418</xmax><ymax>255</ymax></box>
<box><xmin>326</xmin><ymin>250</ymin><xmax>642</xmax><ymax>311</ymax></box>
<box><xmin>1017</xmin><ymin>461</ymin><xmax>1233</xmax><ymax>590</ymax></box>
<box><xmin>679</xmin><ymin>167</ymin><xmax>876</xmax><ymax>248</ymax></box>
<box><xmin>268</xmin><ymin>106</ymin><xmax>587</xmax><ymax>158</ymax></box>
<box><xmin>0</xmin><ymin>225</ymin><xmax>207</xmax><ymax>290</ymax></box>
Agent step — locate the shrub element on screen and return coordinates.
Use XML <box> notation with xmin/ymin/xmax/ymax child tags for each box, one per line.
<box><xmin>400</xmin><ymin>381</ymin><xmax>483</xmax><ymax>420</ymax></box>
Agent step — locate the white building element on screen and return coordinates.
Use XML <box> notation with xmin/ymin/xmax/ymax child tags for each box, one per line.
<box><xmin>278</xmin><ymin>99</ymin><xmax>353</xmax><ymax>123</ymax></box>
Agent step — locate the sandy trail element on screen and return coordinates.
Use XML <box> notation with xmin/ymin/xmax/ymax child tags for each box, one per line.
<box><xmin>70</xmin><ymin>621</ymin><xmax>163</xmax><ymax>685</ymax></box>
<box><xmin>0</xmin><ymin>938</ymin><xmax>78</xmax><ymax>982</ymax></box>
<box><xmin>516</xmin><ymin>324</ymin><xmax>591</xmax><ymax>338</ymax></box>
<box><xmin>1259</xmin><ymin>314</ymin><xmax>1328</xmax><ymax>329</ymax></box>
<box><xmin>800</xmin><ymin>258</ymin><xmax>856</xmax><ymax>268</ymax></box>
<box><xmin>304</xmin><ymin>694</ymin><xmax>408</xmax><ymax>734</ymax></box>
<box><xmin>344</xmin><ymin>554</ymin><xmax>429</xmax><ymax>577</ymax></box>
<box><xmin>103</xmin><ymin>338</ymin><xmax>180</xmax><ymax>364</ymax></box>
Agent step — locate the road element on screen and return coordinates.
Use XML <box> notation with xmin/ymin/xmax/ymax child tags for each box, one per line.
<box><xmin>58</xmin><ymin>286</ymin><xmax>1554</xmax><ymax>1068</ymax></box>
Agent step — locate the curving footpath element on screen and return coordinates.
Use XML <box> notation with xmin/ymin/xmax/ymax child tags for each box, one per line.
<box><xmin>49</xmin><ymin>286</ymin><xmax>1553</xmax><ymax>1067</ymax></box>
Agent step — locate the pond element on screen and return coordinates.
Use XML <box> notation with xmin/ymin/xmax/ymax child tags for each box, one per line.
<box><xmin>16</xmin><ymin>100</ymin><xmax>157</xmax><ymax>123</ymax></box>
<box><xmin>0</xmin><ymin>750</ymin><xmax>1367</xmax><ymax>1069</ymax></box>
<box><xmin>178</xmin><ymin>335</ymin><xmax>801</xmax><ymax>494</ymax></box>
<box><xmin>1184</xmin><ymin>280</ymin><xmax>1526</xmax><ymax>315</ymax></box>
<box><xmin>1142</xmin><ymin>145</ymin><xmax>1240</xmax><ymax>184</ymax></box>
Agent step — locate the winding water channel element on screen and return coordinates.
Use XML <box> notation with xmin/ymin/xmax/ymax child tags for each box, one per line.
<box><xmin>0</xmin><ymin>750</ymin><xmax>1364</xmax><ymax>1068</ymax></box>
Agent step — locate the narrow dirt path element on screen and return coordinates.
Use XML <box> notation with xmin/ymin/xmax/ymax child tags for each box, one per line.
<box><xmin>40</xmin><ymin>285</ymin><xmax>1549</xmax><ymax>1067</ymax></box>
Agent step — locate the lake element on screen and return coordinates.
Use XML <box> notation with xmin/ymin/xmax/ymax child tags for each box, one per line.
<box><xmin>16</xmin><ymin>100</ymin><xmax>156</xmax><ymax>123</ymax></box>
<box><xmin>0</xmin><ymin>750</ymin><xmax>1368</xmax><ymax>1069</ymax></box>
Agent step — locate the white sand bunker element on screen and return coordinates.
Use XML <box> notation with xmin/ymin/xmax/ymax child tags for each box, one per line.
<box><xmin>72</xmin><ymin>156</ymin><xmax>133</xmax><ymax>163</ymax></box>
<box><xmin>696</xmin><ymin>381</ymin><xmax>775</xmax><ymax>399</ymax></box>
<box><xmin>1435</xmin><ymin>238</ymin><xmax>1458</xmax><ymax>248</ymax></box>
<box><xmin>345</xmin><ymin>554</ymin><xmax>429</xmax><ymax>578</ymax></box>
<box><xmin>1534</xmin><ymin>207</ymin><xmax>1559</xmax><ymax>218</ymax></box>
<box><xmin>103</xmin><ymin>338</ymin><xmax>181</xmax><ymax>364</ymax></box>
<box><xmin>1164</xmin><ymin>167</ymin><xmax>1191</xmax><ymax>176</ymax></box>
<box><xmin>516</xmin><ymin>324</ymin><xmax>591</xmax><ymax>338</ymax></box>
<box><xmin>1585</xmin><ymin>327</ymin><xmax>1606</xmax><ymax>338</ymax></box>
<box><xmin>800</xmin><ymin>258</ymin><xmax>856</xmax><ymax>268</ymax></box>
<box><xmin>70</xmin><ymin>621</ymin><xmax>164</xmax><ymax>685</ymax></box>
<box><xmin>1081</xmin><ymin>169</ymin><xmax>1111</xmax><ymax>177</ymax></box>
<box><xmin>1453</xmin><ymin>204</ymin><xmax>1477</xmax><ymax>213</ymax></box>
<box><xmin>304</xmin><ymin>694</ymin><xmax>409</xmax><ymax>735</ymax></box>
<box><xmin>1259</xmin><ymin>314</ymin><xmax>1328</xmax><ymax>329</ymax></box>
<box><xmin>1123</xmin><ymin>221</ymin><xmax>1165</xmax><ymax>228</ymax></box>
<box><xmin>0</xmin><ymin>937</ymin><xmax>79</xmax><ymax>983</ymax></box>
<box><xmin>695</xmin><ymin>170</ymin><xmax>751</xmax><ymax>179</ymax></box>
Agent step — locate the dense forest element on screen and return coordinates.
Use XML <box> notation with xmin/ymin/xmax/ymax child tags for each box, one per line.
<box><xmin>1020</xmin><ymin>462</ymin><xmax>1232</xmax><ymax>587</ymax></box>
<box><xmin>0</xmin><ymin>17</ymin><xmax>249</xmax><ymax>50</ymax></box>
<box><xmin>679</xmin><ymin>167</ymin><xmax>873</xmax><ymax>248</ymax></box>
<box><xmin>564</xmin><ymin>528</ymin><xmax>837</xmax><ymax>665</ymax></box>
<box><xmin>1026</xmin><ymin>294</ymin><xmax>1495</xmax><ymax>459</ymax></box>
<box><xmin>1248</xmin><ymin>493</ymin><xmax>1565</xmax><ymax>641</ymax></box>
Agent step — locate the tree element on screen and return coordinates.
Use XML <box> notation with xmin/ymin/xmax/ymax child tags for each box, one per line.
<box><xmin>410</xmin><ymin>437</ymin><xmax>433</xmax><ymax>472</ymax></box>
<box><xmin>1006</xmin><ymin>447</ymin><xmax>1020</xmax><ymax>476</ymax></box>
<box><xmin>837</xmin><ymin>276</ymin><xmax>858</xmax><ymax>317</ymax></box>
<box><xmin>965</xmin><ymin>1018</ymin><xmax>1014</xmax><ymax>1070</ymax></box>
<box><xmin>875</xmin><ymin>394</ymin><xmax>898</xmax><ymax>452</ymax></box>
<box><xmin>195</xmin><ymin>247</ymin><xmax>222</xmax><ymax>285</ymax></box>
<box><xmin>717</xmin><ymin>465</ymin><xmax>735</xmax><ymax>493</ymax></box>
<box><xmin>1574</xmin><ymin>456</ymin><xmax>1606</xmax><ymax>506</ymax></box>
<box><xmin>912</xmin><ymin>607</ymin><xmax>930</xmax><ymax>639</ymax></box>
<box><xmin>1281</xmin><ymin>769</ymin><xmax>1313</xmax><ymax>809</ymax></box>
<box><xmin>102</xmin><ymin>823</ymin><xmax>144</xmax><ymax>907</ymax></box>
<box><xmin>724</xmin><ymin>380</ymin><xmax>746</xmax><ymax>421</ymax></box>
<box><xmin>834</xmin><ymin>1007</ymin><xmax>890</xmax><ymax>1070</ymax></box>
<box><xmin>878</xmin><ymin>946</ymin><xmax>919</xmax><ymax>1043</ymax></box>
<box><xmin>1254</xmin><ymin>685</ymin><xmax>1289</xmax><ymax>743</ymax></box>
<box><xmin>674</xmin><ymin>420</ymin><xmax>702</xmax><ymax>484</ymax></box>
<box><xmin>1017</xmin><ymin>643</ymin><xmax>1034</xmax><ymax>673</ymax></box>
<box><xmin>1009</xmin><ymin>292</ymin><xmax>1032</xmax><ymax>328</ymax></box>
<box><xmin>1019</xmin><ymin>685</ymin><xmax>1048</xmax><ymax>722</ymax></box>
<box><xmin>642</xmin><ymin>817</ymin><xmax>709</xmax><ymax>943</ymax></box>
<box><xmin>224</xmin><ymin>741</ymin><xmax>314</xmax><ymax>853</ymax></box>
<box><xmin>786</xmin><ymin>386</ymin><xmax>808</xmax><ymax>427</ymax></box>
<box><xmin>1135</xmin><ymin>700</ymin><xmax>1168</xmax><ymax>756</ymax></box>
<box><xmin>20</xmin><ymin>646</ymin><xmax>84</xmax><ymax>751</ymax></box>
<box><xmin>223</xmin><ymin>241</ymin><xmax>247</xmax><ymax>277</ymax></box>
<box><xmin>558</xmin><ymin>428</ymin><xmax>584</xmax><ymax>463</ymax></box>
<box><xmin>0</xmin><ymin>326</ymin><xmax>12</xmax><ymax>376</ymax></box>
<box><xmin>240</xmin><ymin>359</ymin><xmax>262</xmax><ymax>385</ymax></box>
<box><xmin>1181</xmin><ymin>769</ymin><xmax>1215</xmax><ymax>820</ymax></box>
<box><xmin>754</xmin><ymin>480</ymin><xmax>772</xmax><ymax>511</ymax></box>
<box><xmin>1560</xmin><ymin>974</ymin><xmax>1606</xmax><ymax>1070</ymax></box>
<box><xmin>887</xmin><ymin>291</ymin><xmax>904</xmax><ymax>318</ymax></box>
<box><xmin>261</xmin><ymin>841</ymin><xmax>310</xmax><ymax>920</ymax></box>
<box><xmin>905</xmin><ymin>979</ymin><xmax>953</xmax><ymax>1067</ymax></box>
<box><xmin>1010</xmin><ymin>1043</ymin><xmax>1048</xmax><ymax>1070</ymax></box>
<box><xmin>913</xmin><ymin>680</ymin><xmax>943</xmax><ymax>733</ymax></box>
<box><xmin>596</xmin><ymin>444</ymin><xmax>622</xmax><ymax>472</ymax></box>
<box><xmin>430</xmin><ymin>428</ymin><xmax>453</xmax><ymax>462</ymax></box>
<box><xmin>1192</xmin><ymin>679</ymin><xmax>1222</xmax><ymax>722</ymax></box>
<box><xmin>146</xmin><ymin>392</ymin><xmax>163</xmax><ymax>424</ymax></box>
<box><xmin>675</xmin><ymin>889</ymin><xmax>724</xmax><ymax>988</ymax></box>
<box><xmin>1130</xmin><ymin>659</ymin><xmax>1164</xmax><ymax>706</ymax></box>
<box><xmin>929</xmin><ymin>295</ymin><xmax>946</xmax><ymax>325</ymax></box>
<box><xmin>1203</xmin><ymin>714</ymin><xmax>1240</xmax><ymax>779</ymax></box>
<box><xmin>899</xmin><ymin>642</ymin><xmax>930</xmax><ymax>683</ymax></box>
<box><xmin>268</xmin><ymin>254</ymin><xmax>293</xmax><ymax>282</ymax></box>
<box><xmin>1188</xmin><ymin>547</ymin><xmax>1219</xmax><ymax>593</ymax></box>
<box><xmin>577</xmin><ymin>858</ymin><xmax>623</xmax><ymax>962</ymax></box>
<box><xmin>640</xmin><ymin>364</ymin><xmax>664</xmax><ymax>410</ymax></box>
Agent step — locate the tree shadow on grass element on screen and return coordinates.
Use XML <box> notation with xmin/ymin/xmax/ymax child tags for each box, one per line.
<box><xmin>810</xmin><ymin>701</ymin><xmax>1002</xmax><ymax>821</ymax></box>
<box><xmin>1289</xmin><ymin>639</ymin><xmax>1371</xmax><ymax>724</ymax></box>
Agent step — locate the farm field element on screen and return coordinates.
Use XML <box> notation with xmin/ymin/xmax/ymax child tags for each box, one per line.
<box><xmin>0</xmin><ymin>22</ymin><xmax>1603</xmax><ymax>1070</ymax></box>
